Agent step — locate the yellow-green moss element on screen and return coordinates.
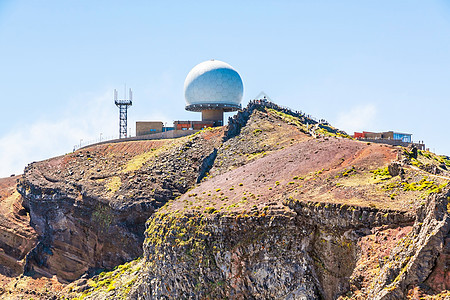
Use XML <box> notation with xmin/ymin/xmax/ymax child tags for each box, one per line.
<box><xmin>72</xmin><ymin>257</ymin><xmax>142</xmax><ymax>300</ymax></box>
<box><xmin>370</xmin><ymin>167</ymin><xmax>391</xmax><ymax>180</ymax></box>
<box><xmin>106</xmin><ymin>176</ymin><xmax>121</xmax><ymax>194</ymax></box>
<box><xmin>122</xmin><ymin>150</ymin><xmax>157</xmax><ymax>173</ymax></box>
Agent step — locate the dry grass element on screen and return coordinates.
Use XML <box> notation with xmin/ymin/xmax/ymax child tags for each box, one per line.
<box><xmin>122</xmin><ymin>151</ymin><xmax>157</xmax><ymax>173</ymax></box>
<box><xmin>121</xmin><ymin>137</ymin><xmax>187</xmax><ymax>173</ymax></box>
<box><xmin>106</xmin><ymin>176</ymin><xmax>121</xmax><ymax>196</ymax></box>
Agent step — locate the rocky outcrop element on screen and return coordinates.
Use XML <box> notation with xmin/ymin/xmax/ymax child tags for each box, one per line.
<box><xmin>286</xmin><ymin>200</ymin><xmax>414</xmax><ymax>230</ymax></box>
<box><xmin>59</xmin><ymin>103</ymin><xmax>448</xmax><ymax>299</ymax></box>
<box><xmin>17</xmin><ymin>129</ymin><xmax>224</xmax><ymax>282</ymax></box>
<box><xmin>225</xmin><ymin>99</ymin><xmax>317</xmax><ymax>141</ymax></box>
<box><xmin>134</xmin><ymin>211</ymin><xmax>322</xmax><ymax>299</ymax></box>
<box><xmin>19</xmin><ymin>182</ymin><xmax>147</xmax><ymax>281</ymax></box>
<box><xmin>211</xmin><ymin>108</ymin><xmax>312</xmax><ymax>178</ymax></box>
<box><xmin>0</xmin><ymin>176</ymin><xmax>42</xmax><ymax>299</ymax></box>
<box><xmin>71</xmin><ymin>189</ymin><xmax>445</xmax><ymax>300</ymax></box>
<box><xmin>196</xmin><ymin>148</ymin><xmax>218</xmax><ymax>183</ymax></box>
<box><xmin>135</xmin><ymin>209</ymin><xmax>331</xmax><ymax>299</ymax></box>
<box><xmin>0</xmin><ymin>176</ymin><xmax>37</xmax><ymax>278</ymax></box>
<box><xmin>124</xmin><ymin>197</ymin><xmax>416</xmax><ymax>299</ymax></box>
<box><xmin>1</xmin><ymin>101</ymin><xmax>449</xmax><ymax>299</ymax></box>
<box><xmin>367</xmin><ymin>188</ymin><xmax>449</xmax><ymax>299</ymax></box>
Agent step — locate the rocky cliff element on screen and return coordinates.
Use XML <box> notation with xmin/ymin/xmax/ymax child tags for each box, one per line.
<box><xmin>17</xmin><ymin>129</ymin><xmax>224</xmax><ymax>282</ymax></box>
<box><xmin>0</xmin><ymin>176</ymin><xmax>37</xmax><ymax>277</ymax></box>
<box><xmin>0</xmin><ymin>102</ymin><xmax>449</xmax><ymax>299</ymax></box>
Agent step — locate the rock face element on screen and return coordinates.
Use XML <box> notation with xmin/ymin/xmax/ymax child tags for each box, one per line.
<box><xmin>19</xmin><ymin>179</ymin><xmax>146</xmax><ymax>282</ymax></box>
<box><xmin>85</xmin><ymin>191</ymin><xmax>446</xmax><ymax>300</ymax></box>
<box><xmin>1</xmin><ymin>101</ymin><xmax>449</xmax><ymax>299</ymax></box>
<box><xmin>138</xmin><ymin>211</ymin><xmax>322</xmax><ymax>299</ymax></box>
<box><xmin>17</xmin><ymin>129</ymin><xmax>224</xmax><ymax>281</ymax></box>
<box><xmin>132</xmin><ymin>205</ymin><xmax>413</xmax><ymax>299</ymax></box>
<box><xmin>368</xmin><ymin>189</ymin><xmax>450</xmax><ymax>299</ymax></box>
<box><xmin>0</xmin><ymin>176</ymin><xmax>37</xmax><ymax>277</ymax></box>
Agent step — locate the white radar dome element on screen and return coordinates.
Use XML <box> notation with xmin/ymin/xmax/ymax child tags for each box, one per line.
<box><xmin>184</xmin><ymin>60</ymin><xmax>243</xmax><ymax>112</ymax></box>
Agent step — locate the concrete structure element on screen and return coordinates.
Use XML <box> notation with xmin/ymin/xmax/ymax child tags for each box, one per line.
<box><xmin>81</xmin><ymin>129</ymin><xmax>200</xmax><ymax>149</ymax></box>
<box><xmin>184</xmin><ymin>60</ymin><xmax>243</xmax><ymax>126</ymax></box>
<box><xmin>132</xmin><ymin>60</ymin><xmax>243</xmax><ymax>139</ymax></box>
<box><xmin>353</xmin><ymin>131</ymin><xmax>425</xmax><ymax>150</ymax></box>
<box><xmin>136</xmin><ymin>121</ymin><xmax>163</xmax><ymax>136</ymax></box>
<box><xmin>173</xmin><ymin>121</ymin><xmax>214</xmax><ymax>130</ymax></box>
<box><xmin>354</xmin><ymin>131</ymin><xmax>412</xmax><ymax>143</ymax></box>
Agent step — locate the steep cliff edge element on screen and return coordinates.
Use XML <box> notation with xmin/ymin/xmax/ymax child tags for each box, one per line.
<box><xmin>0</xmin><ymin>175</ymin><xmax>38</xmax><ymax>294</ymax></box>
<box><xmin>63</xmin><ymin>104</ymin><xmax>448</xmax><ymax>300</ymax></box>
<box><xmin>0</xmin><ymin>102</ymin><xmax>449</xmax><ymax>299</ymax></box>
<box><xmin>16</xmin><ymin>129</ymin><xmax>225</xmax><ymax>282</ymax></box>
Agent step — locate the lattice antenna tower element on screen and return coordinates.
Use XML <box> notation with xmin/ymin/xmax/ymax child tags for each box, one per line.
<box><xmin>114</xmin><ymin>88</ymin><xmax>133</xmax><ymax>139</ymax></box>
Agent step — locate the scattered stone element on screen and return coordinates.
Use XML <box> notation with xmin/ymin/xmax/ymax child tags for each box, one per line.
<box><xmin>388</xmin><ymin>162</ymin><xmax>403</xmax><ymax>177</ymax></box>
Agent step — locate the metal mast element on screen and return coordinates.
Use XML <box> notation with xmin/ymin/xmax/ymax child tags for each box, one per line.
<box><xmin>114</xmin><ymin>88</ymin><xmax>133</xmax><ymax>139</ymax></box>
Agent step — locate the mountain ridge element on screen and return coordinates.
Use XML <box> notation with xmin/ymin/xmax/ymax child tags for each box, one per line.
<box><xmin>0</xmin><ymin>101</ymin><xmax>448</xmax><ymax>299</ymax></box>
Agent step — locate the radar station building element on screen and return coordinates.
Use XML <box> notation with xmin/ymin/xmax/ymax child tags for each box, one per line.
<box><xmin>136</xmin><ymin>121</ymin><xmax>164</xmax><ymax>136</ymax></box>
<box><xmin>136</xmin><ymin>59</ymin><xmax>243</xmax><ymax>137</ymax></box>
<box><xmin>183</xmin><ymin>59</ymin><xmax>243</xmax><ymax>126</ymax></box>
<box><xmin>353</xmin><ymin>131</ymin><xmax>425</xmax><ymax>150</ymax></box>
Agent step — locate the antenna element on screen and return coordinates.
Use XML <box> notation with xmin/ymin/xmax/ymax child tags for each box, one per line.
<box><xmin>114</xmin><ymin>87</ymin><xmax>133</xmax><ymax>139</ymax></box>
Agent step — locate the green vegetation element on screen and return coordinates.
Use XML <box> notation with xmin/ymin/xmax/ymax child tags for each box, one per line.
<box><xmin>253</xmin><ymin>129</ymin><xmax>262</xmax><ymax>135</ymax></box>
<box><xmin>267</xmin><ymin>108</ymin><xmax>308</xmax><ymax>133</ymax></box>
<box><xmin>315</xmin><ymin>124</ymin><xmax>352</xmax><ymax>139</ymax></box>
<box><xmin>204</xmin><ymin>207</ymin><xmax>217</xmax><ymax>214</ymax></box>
<box><xmin>370</xmin><ymin>166</ymin><xmax>389</xmax><ymax>177</ymax></box>
<box><xmin>370</xmin><ymin>167</ymin><xmax>391</xmax><ymax>180</ymax></box>
<box><xmin>72</xmin><ymin>257</ymin><xmax>142</xmax><ymax>300</ymax></box>
<box><xmin>335</xmin><ymin>166</ymin><xmax>358</xmax><ymax>179</ymax></box>
<box><xmin>403</xmin><ymin>148</ymin><xmax>423</xmax><ymax>167</ymax></box>
<box><xmin>92</xmin><ymin>205</ymin><xmax>113</xmax><ymax>230</ymax></box>
<box><xmin>400</xmin><ymin>178</ymin><xmax>446</xmax><ymax>194</ymax></box>
<box><xmin>416</xmin><ymin>149</ymin><xmax>450</xmax><ymax>169</ymax></box>
<box><xmin>246</xmin><ymin>151</ymin><xmax>267</xmax><ymax>160</ymax></box>
<box><xmin>123</xmin><ymin>149</ymin><xmax>157</xmax><ymax>173</ymax></box>
<box><xmin>106</xmin><ymin>176</ymin><xmax>121</xmax><ymax>194</ymax></box>
<box><xmin>145</xmin><ymin>209</ymin><xmax>217</xmax><ymax>277</ymax></box>
<box><xmin>440</xmin><ymin>155</ymin><xmax>450</xmax><ymax>167</ymax></box>
<box><xmin>382</xmin><ymin>176</ymin><xmax>446</xmax><ymax>196</ymax></box>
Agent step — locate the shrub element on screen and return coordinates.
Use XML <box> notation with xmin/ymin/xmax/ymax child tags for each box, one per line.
<box><xmin>204</xmin><ymin>207</ymin><xmax>217</xmax><ymax>214</ymax></box>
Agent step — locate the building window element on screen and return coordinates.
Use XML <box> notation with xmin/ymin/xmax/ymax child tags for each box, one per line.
<box><xmin>393</xmin><ymin>133</ymin><xmax>411</xmax><ymax>143</ymax></box>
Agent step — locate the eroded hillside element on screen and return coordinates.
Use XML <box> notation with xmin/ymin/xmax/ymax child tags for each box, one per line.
<box><xmin>0</xmin><ymin>101</ymin><xmax>448</xmax><ymax>299</ymax></box>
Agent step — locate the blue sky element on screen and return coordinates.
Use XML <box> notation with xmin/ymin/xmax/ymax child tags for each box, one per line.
<box><xmin>0</xmin><ymin>1</ymin><xmax>449</xmax><ymax>177</ymax></box>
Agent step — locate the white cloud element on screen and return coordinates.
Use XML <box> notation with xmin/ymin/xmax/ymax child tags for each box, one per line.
<box><xmin>334</xmin><ymin>104</ymin><xmax>377</xmax><ymax>135</ymax></box>
<box><xmin>0</xmin><ymin>90</ymin><xmax>117</xmax><ymax>178</ymax></box>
